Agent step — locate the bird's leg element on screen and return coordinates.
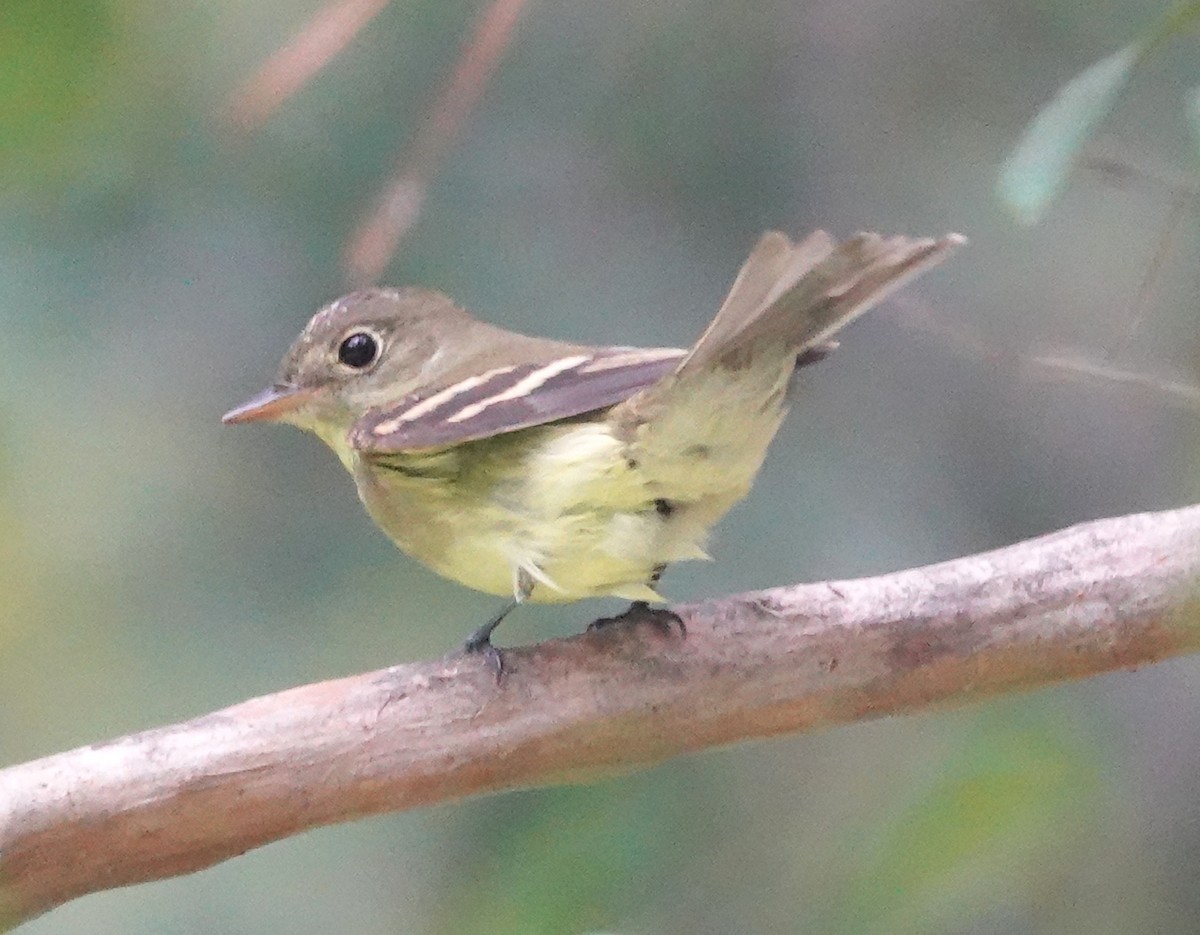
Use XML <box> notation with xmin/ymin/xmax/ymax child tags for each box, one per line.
<box><xmin>462</xmin><ymin>568</ymin><xmax>534</xmax><ymax>679</ymax></box>
<box><xmin>588</xmin><ymin>565</ymin><xmax>685</xmax><ymax>636</ymax></box>
<box><xmin>463</xmin><ymin>602</ymin><xmax>514</xmax><ymax>677</ymax></box>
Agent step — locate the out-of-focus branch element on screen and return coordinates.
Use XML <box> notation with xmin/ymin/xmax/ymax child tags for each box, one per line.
<box><xmin>1079</xmin><ymin>149</ymin><xmax>1200</xmax><ymax>363</ymax></box>
<box><xmin>225</xmin><ymin>0</ymin><xmax>530</xmax><ymax>281</ymax></box>
<box><xmin>226</xmin><ymin>0</ymin><xmax>391</xmax><ymax>134</ymax></box>
<box><xmin>2</xmin><ymin>505</ymin><xmax>1199</xmax><ymax>930</ymax></box>
<box><xmin>891</xmin><ymin>299</ymin><xmax>1200</xmax><ymax>414</ymax></box>
<box><xmin>342</xmin><ymin>0</ymin><xmax>532</xmax><ymax>285</ymax></box>
<box><xmin>1026</xmin><ymin>352</ymin><xmax>1200</xmax><ymax>411</ymax></box>
<box><xmin>890</xmin><ymin>298</ymin><xmax>1200</xmax><ymax>414</ymax></box>
<box><xmin>899</xmin><ymin>147</ymin><xmax>1200</xmax><ymax>411</ymax></box>
<box><xmin>1080</xmin><ymin>147</ymin><xmax>1200</xmax><ymax>201</ymax></box>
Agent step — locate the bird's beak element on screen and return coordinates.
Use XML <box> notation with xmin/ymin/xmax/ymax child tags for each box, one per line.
<box><xmin>222</xmin><ymin>385</ymin><xmax>315</xmax><ymax>424</ymax></box>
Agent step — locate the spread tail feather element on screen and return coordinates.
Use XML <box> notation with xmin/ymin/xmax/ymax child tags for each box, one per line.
<box><xmin>679</xmin><ymin>230</ymin><xmax>965</xmax><ymax>375</ymax></box>
<box><xmin>611</xmin><ymin>229</ymin><xmax>963</xmax><ymax>508</ymax></box>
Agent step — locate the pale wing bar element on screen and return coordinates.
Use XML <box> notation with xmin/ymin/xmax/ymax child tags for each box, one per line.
<box><xmin>351</xmin><ymin>347</ymin><xmax>686</xmax><ymax>452</ymax></box>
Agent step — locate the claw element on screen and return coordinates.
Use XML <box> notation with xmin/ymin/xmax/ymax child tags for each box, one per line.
<box><xmin>462</xmin><ymin>604</ymin><xmax>515</xmax><ymax>682</ymax></box>
<box><xmin>463</xmin><ymin>632</ymin><xmax>505</xmax><ymax>682</ymax></box>
<box><xmin>588</xmin><ymin>600</ymin><xmax>686</xmax><ymax>637</ymax></box>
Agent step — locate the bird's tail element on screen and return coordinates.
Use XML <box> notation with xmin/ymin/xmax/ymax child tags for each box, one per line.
<box><xmin>678</xmin><ymin>229</ymin><xmax>965</xmax><ymax>377</ymax></box>
<box><xmin>612</xmin><ymin>230</ymin><xmax>963</xmax><ymax>518</ymax></box>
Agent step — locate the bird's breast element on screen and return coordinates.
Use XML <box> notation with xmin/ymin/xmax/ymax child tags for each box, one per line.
<box><xmin>352</xmin><ymin>420</ymin><xmax>690</xmax><ymax>601</ymax></box>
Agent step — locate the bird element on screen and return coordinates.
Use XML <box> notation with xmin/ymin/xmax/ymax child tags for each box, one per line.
<box><xmin>224</xmin><ymin>229</ymin><xmax>963</xmax><ymax>669</ymax></box>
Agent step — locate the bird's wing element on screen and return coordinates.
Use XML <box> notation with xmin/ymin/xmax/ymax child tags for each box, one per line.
<box><xmin>349</xmin><ymin>347</ymin><xmax>685</xmax><ymax>452</ymax></box>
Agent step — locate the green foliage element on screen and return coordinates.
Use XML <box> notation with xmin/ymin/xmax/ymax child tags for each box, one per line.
<box><xmin>430</xmin><ymin>777</ymin><xmax>698</xmax><ymax>935</ymax></box>
<box><xmin>997</xmin><ymin>45</ymin><xmax>1140</xmax><ymax>225</ymax></box>
<box><xmin>0</xmin><ymin>0</ymin><xmax>118</xmax><ymax>190</ymax></box>
<box><xmin>831</xmin><ymin>711</ymin><xmax>1102</xmax><ymax>934</ymax></box>
<box><xmin>997</xmin><ymin>1</ymin><xmax>1200</xmax><ymax>223</ymax></box>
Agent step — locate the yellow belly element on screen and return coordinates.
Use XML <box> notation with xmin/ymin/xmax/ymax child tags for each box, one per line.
<box><xmin>352</xmin><ymin>420</ymin><xmax>716</xmax><ymax>602</ymax></box>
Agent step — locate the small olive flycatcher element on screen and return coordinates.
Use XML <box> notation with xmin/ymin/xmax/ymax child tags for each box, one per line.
<box><xmin>224</xmin><ymin>230</ymin><xmax>963</xmax><ymax>666</ymax></box>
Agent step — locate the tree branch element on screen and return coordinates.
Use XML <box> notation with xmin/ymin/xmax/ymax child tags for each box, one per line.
<box><xmin>2</xmin><ymin>506</ymin><xmax>1198</xmax><ymax>929</ymax></box>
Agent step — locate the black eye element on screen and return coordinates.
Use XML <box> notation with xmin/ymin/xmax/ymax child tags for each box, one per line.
<box><xmin>337</xmin><ymin>332</ymin><xmax>379</xmax><ymax>369</ymax></box>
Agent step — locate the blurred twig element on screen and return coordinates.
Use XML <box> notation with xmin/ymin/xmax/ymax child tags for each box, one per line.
<box><xmin>893</xmin><ymin>293</ymin><xmax>1200</xmax><ymax>414</ymax></box>
<box><xmin>226</xmin><ymin>0</ymin><xmax>391</xmax><ymax>134</ymax></box>
<box><xmin>896</xmin><ymin>149</ymin><xmax>1200</xmax><ymax>412</ymax></box>
<box><xmin>1027</xmin><ymin>352</ymin><xmax>1200</xmax><ymax>410</ymax></box>
<box><xmin>1083</xmin><ymin>152</ymin><xmax>1198</xmax><ymax>362</ymax></box>
<box><xmin>343</xmin><ymin>0</ymin><xmax>532</xmax><ymax>285</ymax></box>
<box><xmin>2</xmin><ymin>504</ymin><xmax>1199</xmax><ymax>929</ymax></box>
<box><xmin>225</xmin><ymin>0</ymin><xmax>530</xmax><ymax>284</ymax></box>
<box><xmin>1080</xmin><ymin>147</ymin><xmax>1200</xmax><ymax>201</ymax></box>
<box><xmin>1107</xmin><ymin>193</ymin><xmax>1190</xmax><ymax>361</ymax></box>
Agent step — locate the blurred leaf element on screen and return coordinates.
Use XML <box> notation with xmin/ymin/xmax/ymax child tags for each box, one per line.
<box><xmin>0</xmin><ymin>0</ymin><xmax>118</xmax><ymax>190</ymax></box>
<box><xmin>832</xmin><ymin>712</ymin><xmax>1102</xmax><ymax>935</ymax></box>
<box><xmin>997</xmin><ymin>43</ymin><xmax>1140</xmax><ymax>225</ymax></box>
<box><xmin>998</xmin><ymin>1</ymin><xmax>1200</xmax><ymax>224</ymax></box>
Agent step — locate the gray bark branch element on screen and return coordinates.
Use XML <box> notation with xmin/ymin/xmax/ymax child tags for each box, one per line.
<box><xmin>2</xmin><ymin>505</ymin><xmax>1198</xmax><ymax>929</ymax></box>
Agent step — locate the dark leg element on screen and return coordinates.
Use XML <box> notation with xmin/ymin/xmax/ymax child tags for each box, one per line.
<box><xmin>463</xmin><ymin>602</ymin><xmax>515</xmax><ymax>678</ymax></box>
<box><xmin>462</xmin><ymin>568</ymin><xmax>535</xmax><ymax>679</ymax></box>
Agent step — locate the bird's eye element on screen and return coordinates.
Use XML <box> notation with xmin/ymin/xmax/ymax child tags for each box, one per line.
<box><xmin>337</xmin><ymin>332</ymin><xmax>379</xmax><ymax>369</ymax></box>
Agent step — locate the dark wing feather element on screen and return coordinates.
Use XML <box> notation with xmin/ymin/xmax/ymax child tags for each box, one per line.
<box><xmin>349</xmin><ymin>347</ymin><xmax>685</xmax><ymax>452</ymax></box>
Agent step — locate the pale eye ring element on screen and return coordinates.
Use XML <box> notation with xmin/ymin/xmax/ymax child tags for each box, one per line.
<box><xmin>337</xmin><ymin>330</ymin><xmax>380</xmax><ymax>370</ymax></box>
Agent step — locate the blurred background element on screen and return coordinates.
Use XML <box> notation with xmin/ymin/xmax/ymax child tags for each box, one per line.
<box><xmin>2</xmin><ymin>0</ymin><xmax>1198</xmax><ymax>932</ymax></box>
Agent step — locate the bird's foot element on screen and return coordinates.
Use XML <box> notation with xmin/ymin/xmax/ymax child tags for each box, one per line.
<box><xmin>588</xmin><ymin>600</ymin><xmax>686</xmax><ymax>637</ymax></box>
<box><xmin>463</xmin><ymin>621</ymin><xmax>506</xmax><ymax>682</ymax></box>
